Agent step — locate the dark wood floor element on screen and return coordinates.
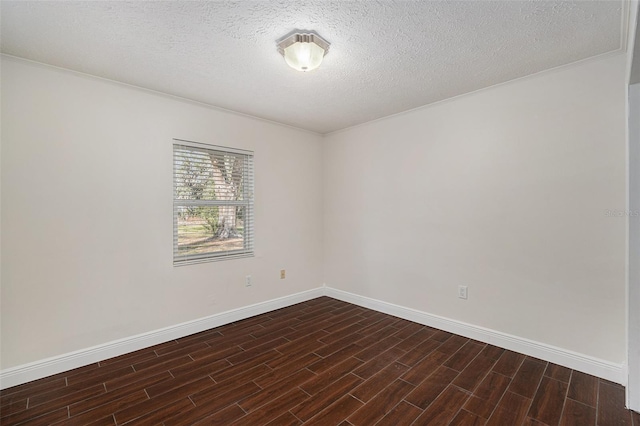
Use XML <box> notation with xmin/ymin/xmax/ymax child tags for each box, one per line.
<box><xmin>1</xmin><ymin>297</ymin><xmax>638</xmax><ymax>425</ymax></box>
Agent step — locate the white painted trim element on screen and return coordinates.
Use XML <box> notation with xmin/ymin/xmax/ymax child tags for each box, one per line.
<box><xmin>0</xmin><ymin>55</ymin><xmax>321</xmax><ymax>137</ymax></box>
<box><xmin>324</xmin><ymin>50</ymin><xmax>626</xmax><ymax>137</ymax></box>
<box><xmin>0</xmin><ymin>288</ymin><xmax>323</xmax><ymax>389</ymax></box>
<box><xmin>1</xmin><ymin>285</ymin><xmax>628</xmax><ymax>390</ymax></box>
<box><xmin>324</xmin><ymin>287</ymin><xmax>628</xmax><ymax>385</ymax></box>
<box><xmin>628</xmin><ymin>82</ymin><xmax>640</xmax><ymax>411</ymax></box>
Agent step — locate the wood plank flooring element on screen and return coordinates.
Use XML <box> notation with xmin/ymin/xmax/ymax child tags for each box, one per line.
<box><xmin>1</xmin><ymin>296</ymin><xmax>637</xmax><ymax>425</ymax></box>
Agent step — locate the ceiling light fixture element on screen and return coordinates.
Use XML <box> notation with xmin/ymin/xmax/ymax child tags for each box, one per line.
<box><xmin>277</xmin><ymin>31</ymin><xmax>330</xmax><ymax>72</ymax></box>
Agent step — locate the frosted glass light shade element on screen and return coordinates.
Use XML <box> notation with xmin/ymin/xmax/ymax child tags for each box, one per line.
<box><xmin>283</xmin><ymin>41</ymin><xmax>325</xmax><ymax>72</ymax></box>
<box><xmin>277</xmin><ymin>31</ymin><xmax>330</xmax><ymax>73</ymax></box>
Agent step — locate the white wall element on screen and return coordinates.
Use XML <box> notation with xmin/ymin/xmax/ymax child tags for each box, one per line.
<box><xmin>323</xmin><ymin>54</ymin><xmax>628</xmax><ymax>364</ymax></box>
<box><xmin>0</xmin><ymin>57</ymin><xmax>324</xmax><ymax>369</ymax></box>
<box><xmin>0</xmin><ymin>51</ymin><xmax>629</xmax><ymax>373</ymax></box>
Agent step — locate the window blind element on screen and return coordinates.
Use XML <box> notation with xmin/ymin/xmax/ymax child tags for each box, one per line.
<box><xmin>173</xmin><ymin>139</ymin><xmax>254</xmax><ymax>265</ymax></box>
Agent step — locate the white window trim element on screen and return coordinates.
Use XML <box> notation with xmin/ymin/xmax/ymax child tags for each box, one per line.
<box><xmin>173</xmin><ymin>139</ymin><xmax>254</xmax><ymax>266</ymax></box>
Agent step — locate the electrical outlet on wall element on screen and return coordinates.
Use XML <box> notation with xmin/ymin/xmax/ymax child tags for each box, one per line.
<box><xmin>245</xmin><ymin>275</ymin><xmax>252</xmax><ymax>287</ymax></box>
<box><xmin>280</xmin><ymin>269</ymin><xmax>286</xmax><ymax>279</ymax></box>
<box><xmin>458</xmin><ymin>285</ymin><xmax>468</xmax><ymax>299</ymax></box>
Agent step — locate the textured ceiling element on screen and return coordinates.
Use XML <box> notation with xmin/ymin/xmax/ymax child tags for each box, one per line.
<box><xmin>0</xmin><ymin>1</ymin><xmax>625</xmax><ymax>134</ymax></box>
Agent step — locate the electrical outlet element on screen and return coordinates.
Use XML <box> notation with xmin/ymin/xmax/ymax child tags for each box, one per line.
<box><xmin>280</xmin><ymin>269</ymin><xmax>286</xmax><ymax>279</ymax></box>
<box><xmin>458</xmin><ymin>285</ymin><xmax>468</xmax><ymax>299</ymax></box>
<box><xmin>245</xmin><ymin>275</ymin><xmax>252</xmax><ymax>287</ymax></box>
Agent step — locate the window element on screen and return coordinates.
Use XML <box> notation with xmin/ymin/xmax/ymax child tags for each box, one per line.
<box><xmin>173</xmin><ymin>139</ymin><xmax>254</xmax><ymax>265</ymax></box>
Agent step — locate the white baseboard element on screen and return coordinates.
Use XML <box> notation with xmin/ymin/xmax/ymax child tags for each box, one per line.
<box><xmin>324</xmin><ymin>287</ymin><xmax>627</xmax><ymax>386</ymax></box>
<box><xmin>0</xmin><ymin>288</ymin><xmax>324</xmax><ymax>390</ymax></box>
<box><xmin>1</xmin><ymin>285</ymin><xmax>627</xmax><ymax>389</ymax></box>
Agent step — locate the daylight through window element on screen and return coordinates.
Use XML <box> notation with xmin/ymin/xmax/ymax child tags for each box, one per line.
<box><xmin>173</xmin><ymin>140</ymin><xmax>254</xmax><ymax>265</ymax></box>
